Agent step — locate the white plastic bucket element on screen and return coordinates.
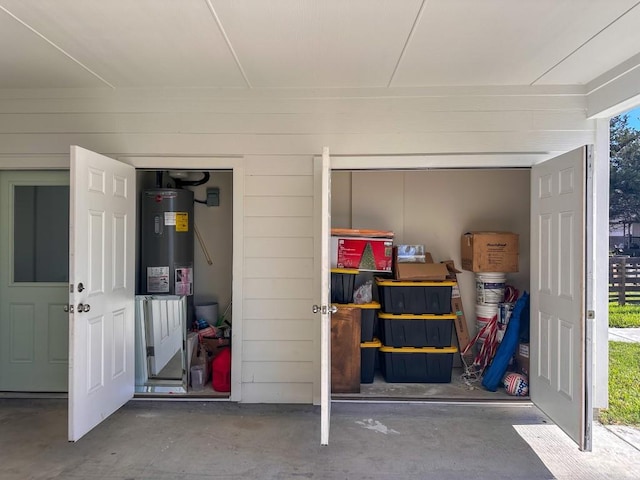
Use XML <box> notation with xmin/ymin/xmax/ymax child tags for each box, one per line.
<box><xmin>476</xmin><ymin>303</ymin><xmax>498</xmax><ymax>339</ymax></box>
<box><xmin>476</xmin><ymin>272</ymin><xmax>506</xmax><ymax>304</ymax></box>
<box><xmin>195</xmin><ymin>302</ymin><xmax>218</xmax><ymax>326</ymax></box>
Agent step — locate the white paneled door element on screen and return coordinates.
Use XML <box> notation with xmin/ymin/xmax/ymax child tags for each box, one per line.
<box><xmin>530</xmin><ymin>147</ymin><xmax>591</xmax><ymax>450</ymax></box>
<box><xmin>0</xmin><ymin>171</ymin><xmax>69</xmax><ymax>391</ymax></box>
<box><xmin>314</xmin><ymin>147</ymin><xmax>332</xmax><ymax>445</ymax></box>
<box><xmin>68</xmin><ymin>146</ymin><xmax>136</xmax><ymax>441</ymax></box>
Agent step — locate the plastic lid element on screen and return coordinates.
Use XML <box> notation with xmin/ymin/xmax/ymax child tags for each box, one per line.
<box><xmin>339</xmin><ymin>301</ymin><xmax>381</xmax><ymax>309</ymax></box>
<box><xmin>375</xmin><ymin>278</ymin><xmax>456</xmax><ymax>287</ymax></box>
<box><xmin>378</xmin><ymin>312</ymin><xmax>456</xmax><ymax>320</ymax></box>
<box><xmin>379</xmin><ymin>345</ymin><xmax>458</xmax><ymax>354</ymax></box>
<box><xmin>361</xmin><ymin>338</ymin><xmax>382</xmax><ymax>348</ymax></box>
<box><xmin>331</xmin><ymin>268</ymin><xmax>360</xmax><ymax>274</ymax></box>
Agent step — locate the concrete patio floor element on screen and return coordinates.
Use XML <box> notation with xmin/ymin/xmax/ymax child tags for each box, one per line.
<box><xmin>1</xmin><ymin>399</ymin><xmax>639</xmax><ymax>479</ymax></box>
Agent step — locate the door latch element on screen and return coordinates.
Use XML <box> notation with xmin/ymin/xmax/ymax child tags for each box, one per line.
<box><xmin>77</xmin><ymin>303</ymin><xmax>91</xmax><ymax>313</ymax></box>
<box><xmin>312</xmin><ymin>305</ymin><xmax>338</xmax><ymax>314</ymax></box>
<box><xmin>63</xmin><ymin>304</ymin><xmax>75</xmax><ymax>313</ymax></box>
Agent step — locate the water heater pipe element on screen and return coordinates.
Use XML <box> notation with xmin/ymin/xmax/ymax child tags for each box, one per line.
<box><xmin>194</xmin><ymin>223</ymin><xmax>213</xmax><ymax>265</ymax></box>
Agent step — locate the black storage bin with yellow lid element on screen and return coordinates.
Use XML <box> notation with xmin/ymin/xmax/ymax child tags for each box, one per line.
<box><xmin>339</xmin><ymin>301</ymin><xmax>381</xmax><ymax>342</ymax></box>
<box><xmin>376</xmin><ymin>278</ymin><xmax>455</xmax><ymax>315</ymax></box>
<box><xmin>331</xmin><ymin>268</ymin><xmax>359</xmax><ymax>304</ymax></box>
<box><xmin>379</xmin><ymin>345</ymin><xmax>457</xmax><ymax>383</ymax></box>
<box><xmin>360</xmin><ymin>338</ymin><xmax>382</xmax><ymax>383</ymax></box>
<box><xmin>379</xmin><ymin>312</ymin><xmax>455</xmax><ymax>348</ymax></box>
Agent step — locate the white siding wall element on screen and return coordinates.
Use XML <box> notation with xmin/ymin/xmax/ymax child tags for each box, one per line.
<box><xmin>243</xmin><ymin>156</ymin><xmax>315</xmax><ymax>403</ymax></box>
<box><xmin>0</xmin><ymin>87</ymin><xmax>596</xmax><ymax>403</ymax></box>
<box><xmin>0</xmin><ymin>88</ymin><xmax>594</xmax><ymax>158</ymax></box>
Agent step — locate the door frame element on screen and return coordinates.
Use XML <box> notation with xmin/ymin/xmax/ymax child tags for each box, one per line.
<box><xmin>0</xmin><ymin>156</ymin><xmax>245</xmax><ymax>402</ymax></box>
<box><xmin>119</xmin><ymin>156</ymin><xmax>245</xmax><ymax>402</ymax></box>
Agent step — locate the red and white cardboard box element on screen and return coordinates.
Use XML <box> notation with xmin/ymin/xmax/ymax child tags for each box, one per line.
<box><xmin>331</xmin><ymin>236</ymin><xmax>393</xmax><ymax>272</ymax></box>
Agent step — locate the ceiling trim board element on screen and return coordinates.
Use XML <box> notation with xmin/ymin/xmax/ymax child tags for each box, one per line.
<box><xmin>587</xmin><ymin>53</ymin><xmax>640</xmax><ymax>117</ymax></box>
<box><xmin>0</xmin><ymin>153</ymin><xmax>566</xmax><ymax>171</ymax></box>
<box><xmin>387</xmin><ymin>0</ymin><xmax>429</xmax><ymax>88</ymax></box>
<box><xmin>0</xmin><ymin>155</ymin><xmax>69</xmax><ymax>169</ymax></box>
<box><xmin>118</xmin><ymin>155</ymin><xmax>242</xmax><ymax>169</ymax></box>
<box><xmin>586</xmin><ymin>51</ymin><xmax>640</xmax><ymax>96</ymax></box>
<box><xmin>0</xmin><ymin>85</ymin><xmax>587</xmax><ymax>101</ymax></box>
<box><xmin>204</xmin><ymin>0</ymin><xmax>251</xmax><ymax>88</ymax></box>
<box><xmin>587</xmin><ymin>90</ymin><xmax>640</xmax><ymax>119</ymax></box>
<box><xmin>0</xmin><ymin>5</ymin><xmax>115</xmax><ymax>89</ymax></box>
<box><xmin>331</xmin><ymin>153</ymin><xmax>555</xmax><ymax>170</ymax></box>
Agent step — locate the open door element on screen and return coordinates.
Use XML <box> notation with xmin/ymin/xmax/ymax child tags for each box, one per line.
<box><xmin>530</xmin><ymin>146</ymin><xmax>592</xmax><ymax>450</ymax></box>
<box><xmin>68</xmin><ymin>146</ymin><xmax>136</xmax><ymax>441</ymax></box>
<box><xmin>314</xmin><ymin>147</ymin><xmax>332</xmax><ymax>446</ymax></box>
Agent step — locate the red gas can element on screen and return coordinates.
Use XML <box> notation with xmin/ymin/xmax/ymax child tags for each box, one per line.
<box><xmin>212</xmin><ymin>347</ymin><xmax>231</xmax><ymax>392</ymax></box>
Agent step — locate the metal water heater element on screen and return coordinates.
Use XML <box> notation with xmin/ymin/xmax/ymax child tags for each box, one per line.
<box><xmin>140</xmin><ymin>188</ymin><xmax>195</xmax><ymax>323</ymax></box>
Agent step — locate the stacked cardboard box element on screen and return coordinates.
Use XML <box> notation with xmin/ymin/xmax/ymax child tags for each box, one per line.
<box><xmin>460</xmin><ymin>231</ymin><xmax>519</xmax><ymax>273</ymax></box>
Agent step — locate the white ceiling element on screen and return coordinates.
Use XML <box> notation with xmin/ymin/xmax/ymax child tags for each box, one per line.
<box><xmin>1</xmin><ymin>0</ymin><xmax>640</xmax><ymax>90</ymax></box>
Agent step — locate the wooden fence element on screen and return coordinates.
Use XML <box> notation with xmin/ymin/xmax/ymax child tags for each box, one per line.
<box><xmin>610</xmin><ymin>256</ymin><xmax>640</xmax><ymax>305</ymax></box>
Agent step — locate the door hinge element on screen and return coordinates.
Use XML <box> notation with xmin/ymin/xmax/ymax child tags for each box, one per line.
<box><xmin>146</xmin><ymin>346</ymin><xmax>155</xmax><ymax>357</ymax></box>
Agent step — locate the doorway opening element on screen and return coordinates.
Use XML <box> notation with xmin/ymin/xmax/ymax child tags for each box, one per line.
<box><xmin>329</xmin><ymin>168</ymin><xmax>531</xmax><ymax>402</ymax></box>
<box><xmin>133</xmin><ymin>169</ymin><xmax>234</xmax><ymax>398</ymax></box>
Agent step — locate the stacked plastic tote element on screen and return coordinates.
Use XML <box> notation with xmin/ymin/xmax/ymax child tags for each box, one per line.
<box><xmin>374</xmin><ymin>278</ymin><xmax>458</xmax><ymax>383</ymax></box>
<box><xmin>330</xmin><ymin>269</ymin><xmax>381</xmax><ymax>389</ymax></box>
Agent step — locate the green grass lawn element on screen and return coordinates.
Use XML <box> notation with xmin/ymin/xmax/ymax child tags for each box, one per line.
<box><xmin>609</xmin><ymin>303</ymin><xmax>640</xmax><ymax>327</ymax></box>
<box><xmin>599</xmin><ymin>341</ymin><xmax>640</xmax><ymax>426</ymax></box>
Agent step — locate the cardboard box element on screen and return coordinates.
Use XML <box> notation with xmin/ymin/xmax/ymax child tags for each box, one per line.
<box><xmin>395</xmin><ymin>262</ymin><xmax>448</xmax><ymax>281</ymax></box>
<box><xmin>201</xmin><ymin>337</ymin><xmax>230</xmax><ymax>359</ymax></box>
<box><xmin>461</xmin><ymin>231</ymin><xmax>519</xmax><ymax>272</ymax></box>
<box><xmin>396</xmin><ymin>244</ymin><xmax>426</xmax><ymax>263</ymax></box>
<box><xmin>394</xmin><ymin>249</ymin><xmax>448</xmax><ymax>281</ymax></box>
<box><xmin>516</xmin><ymin>342</ymin><xmax>530</xmax><ymax>376</ymax></box>
<box><xmin>451</xmin><ymin>281</ymin><xmax>471</xmax><ymax>355</ymax></box>
<box><xmin>331</xmin><ymin>235</ymin><xmax>393</xmax><ymax>272</ymax></box>
<box><xmin>190</xmin><ymin>342</ymin><xmax>210</xmax><ymax>385</ymax></box>
<box><xmin>441</xmin><ymin>260</ymin><xmax>462</xmax><ymax>280</ymax></box>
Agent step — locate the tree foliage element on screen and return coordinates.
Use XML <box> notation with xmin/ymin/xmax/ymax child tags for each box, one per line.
<box><xmin>610</xmin><ymin>115</ymin><xmax>640</xmax><ymax>238</ymax></box>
